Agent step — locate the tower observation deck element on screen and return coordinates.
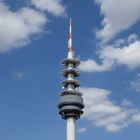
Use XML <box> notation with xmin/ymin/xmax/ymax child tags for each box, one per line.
<box><xmin>58</xmin><ymin>18</ymin><xmax>84</xmax><ymax>140</ymax></box>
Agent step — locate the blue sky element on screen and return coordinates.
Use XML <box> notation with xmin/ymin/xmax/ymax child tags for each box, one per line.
<box><xmin>0</xmin><ymin>0</ymin><xmax>140</xmax><ymax>140</ymax></box>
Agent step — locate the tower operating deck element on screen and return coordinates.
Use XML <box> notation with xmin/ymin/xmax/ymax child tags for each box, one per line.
<box><xmin>60</xmin><ymin>90</ymin><xmax>82</xmax><ymax>96</ymax></box>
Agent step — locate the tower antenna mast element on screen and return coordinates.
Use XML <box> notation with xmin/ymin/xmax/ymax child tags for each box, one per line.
<box><xmin>68</xmin><ymin>18</ymin><xmax>73</xmax><ymax>59</ymax></box>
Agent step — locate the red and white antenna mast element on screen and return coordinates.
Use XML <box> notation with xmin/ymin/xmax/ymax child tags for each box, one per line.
<box><xmin>68</xmin><ymin>18</ymin><xmax>74</xmax><ymax>59</ymax></box>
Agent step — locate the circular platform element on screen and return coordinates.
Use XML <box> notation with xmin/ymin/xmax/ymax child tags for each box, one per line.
<box><xmin>61</xmin><ymin>79</ymin><xmax>80</xmax><ymax>88</ymax></box>
<box><xmin>60</xmin><ymin>90</ymin><xmax>82</xmax><ymax>96</ymax></box>
<box><xmin>61</xmin><ymin>58</ymin><xmax>80</xmax><ymax>67</ymax></box>
<box><xmin>62</xmin><ymin>68</ymin><xmax>80</xmax><ymax>77</ymax></box>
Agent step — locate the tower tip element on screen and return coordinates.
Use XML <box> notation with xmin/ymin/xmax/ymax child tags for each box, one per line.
<box><xmin>69</xmin><ymin>17</ymin><xmax>72</xmax><ymax>26</ymax></box>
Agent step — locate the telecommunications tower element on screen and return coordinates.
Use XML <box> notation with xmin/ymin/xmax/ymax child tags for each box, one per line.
<box><xmin>58</xmin><ymin>18</ymin><xmax>84</xmax><ymax>140</ymax></box>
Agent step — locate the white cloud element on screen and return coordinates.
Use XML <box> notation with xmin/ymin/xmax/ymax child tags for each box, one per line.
<box><xmin>80</xmin><ymin>35</ymin><xmax>140</xmax><ymax>72</ymax></box>
<box><xmin>0</xmin><ymin>2</ymin><xmax>47</xmax><ymax>52</ymax></box>
<box><xmin>18</xmin><ymin>8</ymin><xmax>47</xmax><ymax>34</ymax></box>
<box><xmin>95</xmin><ymin>0</ymin><xmax>140</xmax><ymax>42</ymax></box>
<box><xmin>31</xmin><ymin>0</ymin><xmax>66</xmax><ymax>17</ymax></box>
<box><xmin>100</xmin><ymin>40</ymin><xmax>140</xmax><ymax>69</ymax></box>
<box><xmin>79</xmin><ymin>59</ymin><xmax>113</xmax><ymax>72</ymax></box>
<box><xmin>14</xmin><ymin>72</ymin><xmax>24</xmax><ymax>79</ymax></box>
<box><xmin>82</xmin><ymin>0</ymin><xmax>140</xmax><ymax>72</ymax></box>
<box><xmin>127</xmin><ymin>34</ymin><xmax>138</xmax><ymax>44</ymax></box>
<box><xmin>132</xmin><ymin>113</ymin><xmax>140</xmax><ymax>123</ymax></box>
<box><xmin>77</xmin><ymin>127</ymin><xmax>87</xmax><ymax>133</ymax></box>
<box><xmin>130</xmin><ymin>73</ymin><xmax>140</xmax><ymax>92</ymax></box>
<box><xmin>0</xmin><ymin>0</ymin><xmax>67</xmax><ymax>53</ymax></box>
<box><xmin>106</xmin><ymin>124</ymin><xmax>123</xmax><ymax>132</ymax></box>
<box><xmin>121</xmin><ymin>99</ymin><xmax>132</xmax><ymax>107</ymax></box>
<box><xmin>81</xmin><ymin>87</ymin><xmax>140</xmax><ymax>132</ymax></box>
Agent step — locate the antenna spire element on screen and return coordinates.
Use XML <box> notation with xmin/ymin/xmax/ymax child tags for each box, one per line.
<box><xmin>68</xmin><ymin>17</ymin><xmax>73</xmax><ymax>59</ymax></box>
